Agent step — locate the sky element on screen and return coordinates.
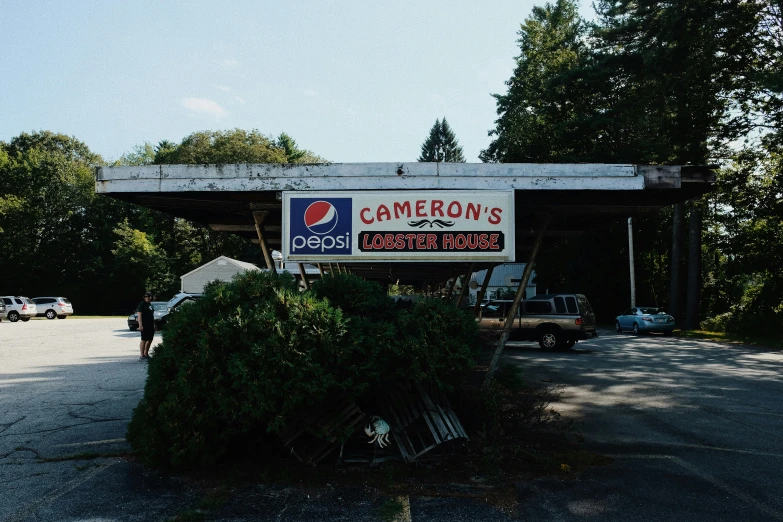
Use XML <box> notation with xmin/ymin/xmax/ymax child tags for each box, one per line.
<box><xmin>0</xmin><ymin>1</ymin><xmax>597</xmax><ymax>163</ymax></box>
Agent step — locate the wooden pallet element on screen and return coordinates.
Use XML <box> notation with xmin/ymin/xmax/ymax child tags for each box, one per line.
<box><xmin>380</xmin><ymin>381</ymin><xmax>469</xmax><ymax>463</ymax></box>
<box><xmin>279</xmin><ymin>398</ymin><xmax>365</xmax><ymax>467</ymax></box>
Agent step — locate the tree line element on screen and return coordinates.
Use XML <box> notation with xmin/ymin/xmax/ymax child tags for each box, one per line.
<box><xmin>1</xmin><ymin>0</ymin><xmax>780</xmax><ymax>337</ymax></box>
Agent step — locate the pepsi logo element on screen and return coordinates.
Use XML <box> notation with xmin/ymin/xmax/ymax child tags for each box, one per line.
<box><xmin>304</xmin><ymin>201</ymin><xmax>339</xmax><ymax>235</ymax></box>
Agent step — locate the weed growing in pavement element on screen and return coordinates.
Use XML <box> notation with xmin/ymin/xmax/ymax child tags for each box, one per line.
<box><xmin>379</xmin><ymin>498</ymin><xmax>404</xmax><ymax>522</ymax></box>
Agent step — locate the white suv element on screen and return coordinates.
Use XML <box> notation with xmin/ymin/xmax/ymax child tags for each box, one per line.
<box><xmin>1</xmin><ymin>296</ymin><xmax>38</xmax><ymax>322</ymax></box>
<box><xmin>32</xmin><ymin>297</ymin><xmax>74</xmax><ymax>319</ymax></box>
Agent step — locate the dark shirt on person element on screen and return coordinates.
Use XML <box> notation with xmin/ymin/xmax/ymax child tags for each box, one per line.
<box><xmin>137</xmin><ymin>301</ymin><xmax>154</xmax><ymax>326</ymax></box>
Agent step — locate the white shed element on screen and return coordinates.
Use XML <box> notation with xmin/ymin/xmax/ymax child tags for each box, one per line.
<box><xmin>180</xmin><ymin>256</ymin><xmax>260</xmax><ymax>293</ymax></box>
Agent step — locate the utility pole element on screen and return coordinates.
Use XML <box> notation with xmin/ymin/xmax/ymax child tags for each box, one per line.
<box><xmin>628</xmin><ymin>217</ymin><xmax>636</xmax><ymax>308</ymax></box>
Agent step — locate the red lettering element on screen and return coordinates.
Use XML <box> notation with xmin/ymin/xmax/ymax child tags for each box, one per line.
<box><xmin>393</xmin><ymin>201</ymin><xmax>411</xmax><ymax>219</ymax></box>
<box><xmin>360</xmin><ymin>208</ymin><xmax>374</xmax><ymax>224</ymax></box>
<box><xmin>431</xmin><ymin>200</ymin><xmax>444</xmax><ymax>217</ymax></box>
<box><xmin>466</xmin><ymin>203</ymin><xmax>481</xmax><ymax>220</ymax></box>
<box><xmin>363</xmin><ymin>234</ymin><xmax>373</xmax><ymax>249</ymax></box>
<box><xmin>395</xmin><ymin>234</ymin><xmax>405</xmax><ymax>249</ymax></box>
<box><xmin>447</xmin><ymin>201</ymin><xmax>462</xmax><ymax>218</ymax></box>
<box><xmin>489</xmin><ymin>208</ymin><xmax>502</xmax><ymax>225</ymax></box>
<box><xmin>467</xmin><ymin>234</ymin><xmax>478</xmax><ymax>249</ymax></box>
<box><xmin>427</xmin><ymin>234</ymin><xmax>437</xmax><ymax>249</ymax></box>
<box><xmin>385</xmin><ymin>234</ymin><xmax>395</xmax><ymax>249</ymax></box>
<box><xmin>406</xmin><ymin>234</ymin><xmax>417</xmax><ymax>249</ymax></box>
<box><xmin>372</xmin><ymin>234</ymin><xmax>384</xmax><ymax>249</ymax></box>
<box><xmin>478</xmin><ymin>234</ymin><xmax>489</xmax><ymax>249</ymax></box>
<box><xmin>377</xmin><ymin>205</ymin><xmax>391</xmax><ymax>222</ymax></box>
<box><xmin>443</xmin><ymin>234</ymin><xmax>453</xmax><ymax>249</ymax></box>
<box><xmin>416</xmin><ymin>200</ymin><xmax>426</xmax><ymax>217</ymax></box>
<box><xmin>455</xmin><ymin>234</ymin><xmax>467</xmax><ymax>249</ymax></box>
<box><xmin>489</xmin><ymin>234</ymin><xmax>499</xmax><ymax>249</ymax></box>
<box><xmin>416</xmin><ymin>234</ymin><xmax>426</xmax><ymax>249</ymax></box>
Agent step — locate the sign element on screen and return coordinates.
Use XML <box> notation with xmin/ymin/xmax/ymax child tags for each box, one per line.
<box><xmin>283</xmin><ymin>191</ymin><xmax>515</xmax><ymax>262</ymax></box>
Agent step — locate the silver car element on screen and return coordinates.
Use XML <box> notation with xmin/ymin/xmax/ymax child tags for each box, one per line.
<box><xmin>0</xmin><ymin>296</ymin><xmax>38</xmax><ymax>322</ymax></box>
<box><xmin>615</xmin><ymin>307</ymin><xmax>675</xmax><ymax>335</ymax></box>
<box><xmin>32</xmin><ymin>297</ymin><xmax>74</xmax><ymax>319</ymax></box>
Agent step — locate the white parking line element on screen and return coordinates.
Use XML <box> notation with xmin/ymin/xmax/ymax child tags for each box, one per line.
<box><xmin>612</xmin><ymin>454</ymin><xmax>783</xmax><ymax>521</ymax></box>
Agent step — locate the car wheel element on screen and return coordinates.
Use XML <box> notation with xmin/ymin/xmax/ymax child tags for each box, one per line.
<box><xmin>45</xmin><ymin>309</ymin><xmax>57</xmax><ymax>320</ymax></box>
<box><xmin>632</xmin><ymin>323</ymin><xmax>640</xmax><ymax>335</ymax></box>
<box><xmin>615</xmin><ymin>321</ymin><xmax>622</xmax><ymax>332</ymax></box>
<box><xmin>8</xmin><ymin>311</ymin><xmax>19</xmax><ymax>322</ymax></box>
<box><xmin>539</xmin><ymin>329</ymin><xmax>564</xmax><ymax>350</ymax></box>
<box><xmin>20</xmin><ymin>317</ymin><xmax>30</xmax><ymax>322</ymax></box>
<box><xmin>565</xmin><ymin>340</ymin><xmax>576</xmax><ymax>349</ymax></box>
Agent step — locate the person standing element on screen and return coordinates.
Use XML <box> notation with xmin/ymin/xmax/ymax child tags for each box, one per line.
<box><xmin>137</xmin><ymin>291</ymin><xmax>155</xmax><ymax>360</ymax></box>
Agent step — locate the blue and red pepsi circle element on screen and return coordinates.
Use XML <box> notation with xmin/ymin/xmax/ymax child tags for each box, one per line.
<box><xmin>289</xmin><ymin>197</ymin><xmax>353</xmax><ymax>256</ymax></box>
<box><xmin>304</xmin><ymin>201</ymin><xmax>339</xmax><ymax>235</ymax></box>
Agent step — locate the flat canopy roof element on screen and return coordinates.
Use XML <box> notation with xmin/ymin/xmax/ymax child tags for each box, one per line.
<box><xmin>96</xmin><ymin>163</ymin><xmax>715</xmax><ymax>284</ymax></box>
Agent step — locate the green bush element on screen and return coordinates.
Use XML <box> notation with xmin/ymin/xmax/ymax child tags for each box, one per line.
<box><xmin>127</xmin><ymin>271</ymin><xmax>479</xmax><ymax>469</ymax></box>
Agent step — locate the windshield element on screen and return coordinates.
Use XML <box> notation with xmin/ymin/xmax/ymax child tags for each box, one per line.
<box><xmin>152</xmin><ymin>303</ymin><xmax>167</xmax><ymax>311</ymax></box>
<box><xmin>639</xmin><ymin>308</ymin><xmax>662</xmax><ymax>315</ymax></box>
<box><xmin>61</xmin><ymin>298</ymin><xmax>71</xmax><ymax>304</ymax></box>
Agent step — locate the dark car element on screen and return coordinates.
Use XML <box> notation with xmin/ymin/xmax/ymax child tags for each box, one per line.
<box><xmin>154</xmin><ymin>292</ymin><xmax>202</xmax><ymax>329</ymax></box>
<box><xmin>128</xmin><ymin>301</ymin><xmax>167</xmax><ymax>331</ymax></box>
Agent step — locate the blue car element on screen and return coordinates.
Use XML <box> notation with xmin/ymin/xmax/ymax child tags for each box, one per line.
<box><xmin>615</xmin><ymin>307</ymin><xmax>675</xmax><ymax>335</ymax></box>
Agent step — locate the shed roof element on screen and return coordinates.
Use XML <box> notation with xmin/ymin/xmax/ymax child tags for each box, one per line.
<box><xmin>180</xmin><ymin>256</ymin><xmax>260</xmax><ymax>279</ymax></box>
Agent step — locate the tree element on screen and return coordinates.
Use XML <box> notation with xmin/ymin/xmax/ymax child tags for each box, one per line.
<box><xmin>480</xmin><ymin>0</ymin><xmax>596</xmax><ymax>163</ymax></box>
<box><xmin>418</xmin><ymin>118</ymin><xmax>466</xmax><ymax>162</ymax></box>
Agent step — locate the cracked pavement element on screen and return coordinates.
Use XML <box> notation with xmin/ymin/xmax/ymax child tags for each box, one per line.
<box><xmin>2</xmin><ymin>319</ymin><xmax>783</xmax><ymax>521</ymax></box>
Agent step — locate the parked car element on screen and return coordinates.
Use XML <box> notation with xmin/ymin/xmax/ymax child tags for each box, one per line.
<box><xmin>127</xmin><ymin>301</ymin><xmax>167</xmax><ymax>331</ymax></box>
<box><xmin>0</xmin><ymin>296</ymin><xmax>38</xmax><ymax>322</ymax></box>
<box><xmin>615</xmin><ymin>307</ymin><xmax>675</xmax><ymax>335</ymax></box>
<box><xmin>155</xmin><ymin>292</ymin><xmax>202</xmax><ymax>330</ymax></box>
<box><xmin>0</xmin><ymin>299</ymin><xmax>5</xmax><ymax>322</ymax></box>
<box><xmin>32</xmin><ymin>297</ymin><xmax>74</xmax><ymax>319</ymax></box>
<box><xmin>478</xmin><ymin>293</ymin><xmax>598</xmax><ymax>350</ymax></box>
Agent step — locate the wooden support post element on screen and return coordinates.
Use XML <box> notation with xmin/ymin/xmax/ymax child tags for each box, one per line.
<box><xmin>669</xmin><ymin>203</ymin><xmax>685</xmax><ymax>324</ymax></box>
<box><xmin>484</xmin><ymin>215</ymin><xmax>550</xmax><ymax>388</ymax></box>
<box><xmin>298</xmin><ymin>263</ymin><xmax>310</xmax><ymax>290</ymax></box>
<box><xmin>455</xmin><ymin>263</ymin><xmax>475</xmax><ymax>308</ymax></box>
<box><xmin>252</xmin><ymin>211</ymin><xmax>276</xmax><ymax>271</ymax></box>
<box><xmin>685</xmin><ymin>202</ymin><xmax>702</xmax><ymax>330</ymax></box>
<box><xmin>328</xmin><ymin>263</ymin><xmax>335</xmax><ymax>276</ymax></box>
<box><xmin>473</xmin><ymin>265</ymin><xmax>496</xmax><ymax>317</ymax></box>
<box><xmin>317</xmin><ymin>263</ymin><xmax>325</xmax><ymax>277</ymax></box>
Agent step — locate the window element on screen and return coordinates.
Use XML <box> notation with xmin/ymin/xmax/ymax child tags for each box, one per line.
<box><xmin>14</xmin><ymin>298</ymin><xmax>22</xmax><ymax>305</ymax></box>
<box><xmin>565</xmin><ymin>296</ymin><xmax>578</xmax><ymax>313</ymax></box>
<box><xmin>622</xmin><ymin>309</ymin><xmax>632</xmax><ymax>316</ymax></box>
<box><xmin>553</xmin><ymin>296</ymin><xmax>566</xmax><ymax>313</ymax></box>
<box><xmin>525</xmin><ymin>301</ymin><xmax>552</xmax><ymax>314</ymax></box>
<box><xmin>2</xmin><ymin>298</ymin><xmax>11</xmax><ymax>305</ymax></box>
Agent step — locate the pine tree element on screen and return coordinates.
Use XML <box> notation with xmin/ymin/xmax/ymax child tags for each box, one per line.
<box><xmin>418</xmin><ymin>118</ymin><xmax>466</xmax><ymax>162</ymax></box>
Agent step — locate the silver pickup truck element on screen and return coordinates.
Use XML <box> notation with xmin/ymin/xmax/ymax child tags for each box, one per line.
<box><xmin>478</xmin><ymin>294</ymin><xmax>598</xmax><ymax>349</ymax></box>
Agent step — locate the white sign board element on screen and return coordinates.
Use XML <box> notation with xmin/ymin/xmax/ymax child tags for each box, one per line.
<box><xmin>283</xmin><ymin>190</ymin><xmax>515</xmax><ymax>262</ymax></box>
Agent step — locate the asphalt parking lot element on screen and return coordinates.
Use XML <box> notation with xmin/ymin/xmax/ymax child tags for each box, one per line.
<box><xmin>2</xmin><ymin>318</ymin><xmax>782</xmax><ymax>521</ymax></box>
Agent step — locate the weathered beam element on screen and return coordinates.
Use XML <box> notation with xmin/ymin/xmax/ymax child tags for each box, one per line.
<box><xmin>252</xmin><ymin>211</ymin><xmax>276</xmax><ymax>271</ymax></box>
<box><xmin>96</xmin><ymin>163</ymin><xmax>645</xmax><ymax>193</ymax></box>
<box><xmin>485</xmin><ymin>215</ymin><xmax>550</xmax><ymax>388</ymax></box>
<box><xmin>210</xmin><ymin>224</ymin><xmax>282</xmax><ymax>232</ymax></box>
